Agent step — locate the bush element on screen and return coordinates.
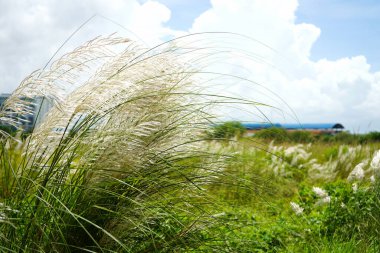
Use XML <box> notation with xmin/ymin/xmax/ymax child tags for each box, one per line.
<box><xmin>288</xmin><ymin>131</ymin><xmax>313</xmax><ymax>143</ymax></box>
<box><xmin>333</xmin><ymin>132</ymin><xmax>359</xmax><ymax>144</ymax></box>
<box><xmin>361</xmin><ymin>131</ymin><xmax>380</xmax><ymax>143</ymax></box>
<box><xmin>210</xmin><ymin>121</ymin><xmax>246</xmax><ymax>139</ymax></box>
<box><xmin>254</xmin><ymin>127</ymin><xmax>289</xmax><ymax>142</ymax></box>
<box><xmin>322</xmin><ymin>182</ymin><xmax>380</xmax><ymax>243</ymax></box>
<box><xmin>315</xmin><ymin>133</ymin><xmax>334</xmax><ymax>143</ymax></box>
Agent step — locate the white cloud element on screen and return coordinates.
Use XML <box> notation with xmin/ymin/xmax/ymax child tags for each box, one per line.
<box><xmin>1</xmin><ymin>0</ymin><xmax>379</xmax><ymax>132</ymax></box>
<box><xmin>0</xmin><ymin>0</ymin><xmax>176</xmax><ymax>93</ymax></box>
<box><xmin>187</xmin><ymin>0</ymin><xmax>380</xmax><ymax>132</ymax></box>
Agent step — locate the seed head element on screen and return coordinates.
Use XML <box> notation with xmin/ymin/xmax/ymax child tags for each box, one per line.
<box><xmin>290</xmin><ymin>202</ymin><xmax>304</xmax><ymax>215</ymax></box>
<box><xmin>347</xmin><ymin>162</ymin><xmax>365</xmax><ymax>182</ymax></box>
<box><xmin>312</xmin><ymin>186</ymin><xmax>328</xmax><ymax>198</ymax></box>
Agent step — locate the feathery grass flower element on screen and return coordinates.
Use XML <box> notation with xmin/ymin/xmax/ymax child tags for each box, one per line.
<box><xmin>352</xmin><ymin>183</ymin><xmax>358</xmax><ymax>193</ymax></box>
<box><xmin>347</xmin><ymin>162</ymin><xmax>365</xmax><ymax>182</ymax></box>
<box><xmin>290</xmin><ymin>202</ymin><xmax>304</xmax><ymax>215</ymax></box>
<box><xmin>313</xmin><ymin>186</ymin><xmax>331</xmax><ymax>205</ymax></box>
<box><xmin>0</xmin><ymin>33</ymin><xmax>274</xmax><ymax>252</ymax></box>
<box><xmin>321</xmin><ymin>196</ymin><xmax>331</xmax><ymax>204</ymax></box>
<box><xmin>312</xmin><ymin>186</ymin><xmax>328</xmax><ymax>198</ymax></box>
<box><xmin>371</xmin><ymin>150</ymin><xmax>380</xmax><ymax>176</ymax></box>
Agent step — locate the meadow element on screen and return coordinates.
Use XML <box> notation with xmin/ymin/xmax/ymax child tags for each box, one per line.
<box><xmin>1</xmin><ymin>34</ymin><xmax>380</xmax><ymax>252</ymax></box>
<box><xmin>204</xmin><ymin>134</ymin><xmax>380</xmax><ymax>252</ymax></box>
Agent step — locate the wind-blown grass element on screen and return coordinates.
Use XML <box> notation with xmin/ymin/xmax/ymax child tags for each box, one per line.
<box><xmin>2</xmin><ymin>32</ymin><xmax>380</xmax><ymax>252</ymax></box>
<box><xmin>0</xmin><ymin>33</ymin><xmax>280</xmax><ymax>252</ymax></box>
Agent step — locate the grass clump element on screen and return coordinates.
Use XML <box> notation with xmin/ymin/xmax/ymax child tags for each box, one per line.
<box><xmin>0</xmin><ymin>35</ymin><xmax>254</xmax><ymax>252</ymax></box>
<box><xmin>2</xmin><ymin>32</ymin><xmax>380</xmax><ymax>252</ymax></box>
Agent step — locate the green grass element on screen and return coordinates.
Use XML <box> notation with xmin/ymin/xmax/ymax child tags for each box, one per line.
<box><xmin>1</xmin><ymin>34</ymin><xmax>380</xmax><ymax>252</ymax></box>
<box><xmin>0</xmin><ymin>35</ymin><xmax>253</xmax><ymax>252</ymax></box>
<box><xmin>202</xmin><ymin>138</ymin><xmax>380</xmax><ymax>252</ymax></box>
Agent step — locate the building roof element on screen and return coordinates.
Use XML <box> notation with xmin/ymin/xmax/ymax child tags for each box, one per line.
<box><xmin>242</xmin><ymin>123</ymin><xmax>344</xmax><ymax>130</ymax></box>
<box><xmin>242</xmin><ymin>123</ymin><xmax>282</xmax><ymax>130</ymax></box>
<box><xmin>281</xmin><ymin>123</ymin><xmax>344</xmax><ymax>130</ymax></box>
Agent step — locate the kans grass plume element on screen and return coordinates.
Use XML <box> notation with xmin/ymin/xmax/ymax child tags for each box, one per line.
<box><xmin>0</xmin><ymin>34</ymin><xmax>266</xmax><ymax>252</ymax></box>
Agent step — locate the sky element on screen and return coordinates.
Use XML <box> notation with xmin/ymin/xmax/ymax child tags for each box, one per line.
<box><xmin>0</xmin><ymin>0</ymin><xmax>379</xmax><ymax>132</ymax></box>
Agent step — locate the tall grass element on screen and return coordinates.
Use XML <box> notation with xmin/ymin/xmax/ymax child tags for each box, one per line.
<box><xmin>0</xmin><ymin>34</ymin><xmax>271</xmax><ymax>252</ymax></box>
<box><xmin>2</xmin><ymin>33</ymin><xmax>380</xmax><ymax>252</ymax></box>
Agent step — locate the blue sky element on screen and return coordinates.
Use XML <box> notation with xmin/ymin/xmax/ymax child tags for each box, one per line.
<box><xmin>297</xmin><ymin>0</ymin><xmax>380</xmax><ymax>71</ymax></box>
<box><xmin>156</xmin><ymin>0</ymin><xmax>380</xmax><ymax>71</ymax></box>
<box><xmin>153</xmin><ymin>0</ymin><xmax>211</xmax><ymax>30</ymax></box>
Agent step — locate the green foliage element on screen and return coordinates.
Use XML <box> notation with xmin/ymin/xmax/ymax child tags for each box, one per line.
<box><xmin>319</xmin><ymin>131</ymin><xmax>380</xmax><ymax>144</ymax></box>
<box><xmin>205</xmin><ymin>139</ymin><xmax>380</xmax><ymax>252</ymax></box>
<box><xmin>288</xmin><ymin>131</ymin><xmax>313</xmax><ymax>143</ymax></box>
<box><xmin>285</xmin><ymin>181</ymin><xmax>380</xmax><ymax>251</ymax></box>
<box><xmin>322</xmin><ymin>182</ymin><xmax>380</xmax><ymax>242</ymax></box>
<box><xmin>253</xmin><ymin>129</ymin><xmax>380</xmax><ymax>145</ymax></box>
<box><xmin>361</xmin><ymin>131</ymin><xmax>380</xmax><ymax>143</ymax></box>
<box><xmin>0</xmin><ymin>125</ymin><xmax>16</xmax><ymax>136</ymax></box>
<box><xmin>254</xmin><ymin>127</ymin><xmax>289</xmax><ymax>142</ymax></box>
<box><xmin>332</xmin><ymin>131</ymin><xmax>359</xmax><ymax>144</ymax></box>
<box><xmin>253</xmin><ymin>128</ymin><xmax>313</xmax><ymax>143</ymax></box>
<box><xmin>1</xmin><ymin>31</ymin><xmax>380</xmax><ymax>251</ymax></box>
<box><xmin>322</xmin><ymin>146</ymin><xmax>339</xmax><ymax>161</ymax></box>
<box><xmin>0</xmin><ymin>36</ymin><xmax>253</xmax><ymax>252</ymax></box>
<box><xmin>297</xmin><ymin>238</ymin><xmax>378</xmax><ymax>253</ymax></box>
<box><xmin>210</xmin><ymin>121</ymin><xmax>246</xmax><ymax>139</ymax></box>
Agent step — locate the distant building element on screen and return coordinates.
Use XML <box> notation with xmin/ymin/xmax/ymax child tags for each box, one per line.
<box><xmin>33</xmin><ymin>97</ymin><xmax>53</xmax><ymax>127</ymax></box>
<box><xmin>0</xmin><ymin>93</ymin><xmax>12</xmax><ymax>129</ymax></box>
<box><xmin>0</xmin><ymin>93</ymin><xmax>11</xmax><ymax>107</ymax></box>
<box><xmin>0</xmin><ymin>93</ymin><xmax>53</xmax><ymax>132</ymax></box>
<box><xmin>242</xmin><ymin>122</ymin><xmax>344</xmax><ymax>135</ymax></box>
<box><xmin>281</xmin><ymin>123</ymin><xmax>344</xmax><ymax>134</ymax></box>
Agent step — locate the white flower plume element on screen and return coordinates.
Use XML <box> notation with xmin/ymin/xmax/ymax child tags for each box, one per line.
<box><xmin>290</xmin><ymin>202</ymin><xmax>304</xmax><ymax>215</ymax></box>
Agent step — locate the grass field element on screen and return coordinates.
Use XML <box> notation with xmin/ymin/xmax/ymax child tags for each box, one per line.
<box><xmin>203</xmin><ymin>138</ymin><xmax>380</xmax><ymax>252</ymax></box>
<box><xmin>1</xmin><ymin>35</ymin><xmax>380</xmax><ymax>252</ymax></box>
<box><xmin>1</xmin><ymin>129</ymin><xmax>380</xmax><ymax>251</ymax></box>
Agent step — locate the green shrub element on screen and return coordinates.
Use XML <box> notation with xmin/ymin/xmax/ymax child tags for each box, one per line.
<box><xmin>288</xmin><ymin>130</ymin><xmax>313</xmax><ymax>143</ymax></box>
<box><xmin>332</xmin><ymin>132</ymin><xmax>359</xmax><ymax>144</ymax></box>
<box><xmin>315</xmin><ymin>133</ymin><xmax>334</xmax><ymax>143</ymax></box>
<box><xmin>368</xmin><ymin>131</ymin><xmax>380</xmax><ymax>141</ymax></box>
<box><xmin>361</xmin><ymin>131</ymin><xmax>380</xmax><ymax>143</ymax></box>
<box><xmin>210</xmin><ymin>121</ymin><xmax>246</xmax><ymax>139</ymax></box>
<box><xmin>322</xmin><ymin>182</ymin><xmax>380</xmax><ymax>242</ymax></box>
<box><xmin>254</xmin><ymin>127</ymin><xmax>289</xmax><ymax>142</ymax></box>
